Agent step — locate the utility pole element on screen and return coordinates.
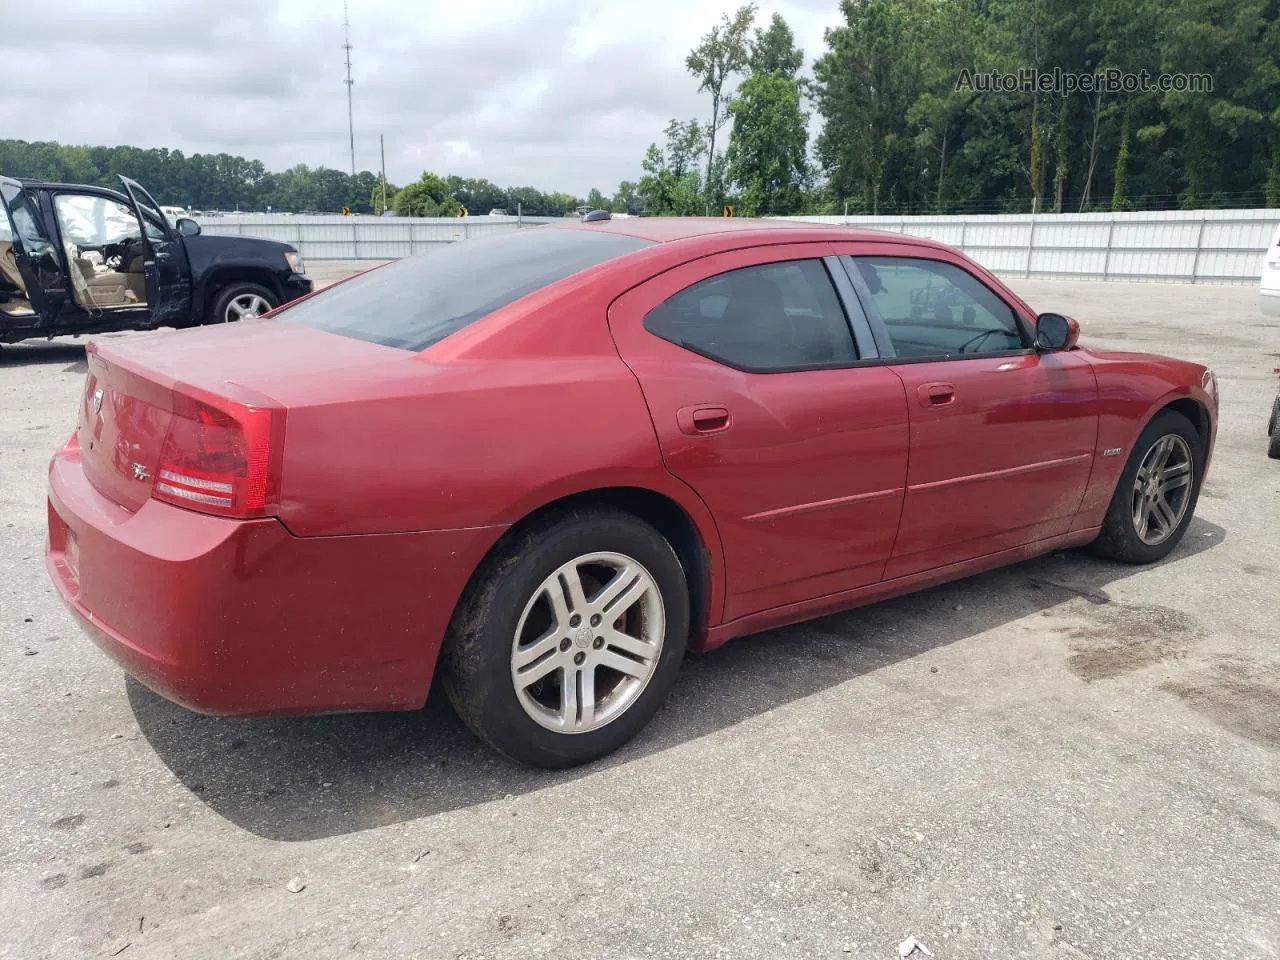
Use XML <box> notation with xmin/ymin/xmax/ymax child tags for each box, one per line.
<box><xmin>379</xmin><ymin>134</ymin><xmax>387</xmax><ymax>215</ymax></box>
<box><xmin>343</xmin><ymin>0</ymin><xmax>355</xmax><ymax>176</ymax></box>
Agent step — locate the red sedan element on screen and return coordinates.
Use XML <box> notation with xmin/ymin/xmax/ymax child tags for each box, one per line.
<box><xmin>46</xmin><ymin>217</ymin><xmax>1218</xmax><ymax>767</ymax></box>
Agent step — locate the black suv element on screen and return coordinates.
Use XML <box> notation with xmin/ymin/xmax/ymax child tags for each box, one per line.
<box><xmin>1</xmin><ymin>175</ymin><xmax>312</xmax><ymax>343</ymax></box>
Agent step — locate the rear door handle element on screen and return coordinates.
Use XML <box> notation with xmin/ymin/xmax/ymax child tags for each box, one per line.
<box><xmin>677</xmin><ymin>404</ymin><xmax>731</xmax><ymax>435</ymax></box>
<box><xmin>917</xmin><ymin>382</ymin><xmax>955</xmax><ymax>407</ymax></box>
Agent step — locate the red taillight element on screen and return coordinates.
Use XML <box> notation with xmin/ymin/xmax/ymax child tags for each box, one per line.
<box><xmin>152</xmin><ymin>386</ymin><xmax>285</xmax><ymax>518</ymax></box>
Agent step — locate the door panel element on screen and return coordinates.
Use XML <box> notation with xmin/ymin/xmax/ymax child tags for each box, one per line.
<box><xmin>607</xmin><ymin>243</ymin><xmax>910</xmax><ymax>622</ymax></box>
<box><xmin>885</xmin><ymin>351</ymin><xmax>1099</xmax><ymax>578</ymax></box>
<box><xmin>0</xmin><ymin>178</ymin><xmax>69</xmax><ymax>320</ymax></box>
<box><xmin>119</xmin><ymin>177</ymin><xmax>191</xmax><ymax>325</ymax></box>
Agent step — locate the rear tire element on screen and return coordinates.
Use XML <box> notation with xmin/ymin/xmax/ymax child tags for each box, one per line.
<box><xmin>1092</xmin><ymin>410</ymin><xmax>1204</xmax><ymax>564</ymax></box>
<box><xmin>1268</xmin><ymin>397</ymin><xmax>1280</xmax><ymax>460</ymax></box>
<box><xmin>442</xmin><ymin>508</ymin><xmax>690</xmax><ymax>769</ymax></box>
<box><xmin>209</xmin><ymin>282</ymin><xmax>278</xmax><ymax>324</ymax></box>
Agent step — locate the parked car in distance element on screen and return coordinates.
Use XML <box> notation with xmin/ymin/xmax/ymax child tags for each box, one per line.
<box><xmin>1261</xmin><ymin>222</ymin><xmax>1280</xmax><ymax>316</ymax></box>
<box><xmin>1</xmin><ymin>175</ymin><xmax>312</xmax><ymax>342</ymax></box>
<box><xmin>1268</xmin><ymin>368</ymin><xmax>1280</xmax><ymax>460</ymax></box>
<box><xmin>160</xmin><ymin>205</ymin><xmax>189</xmax><ymax>224</ymax></box>
<box><xmin>46</xmin><ymin>216</ymin><xmax>1218</xmax><ymax>768</ymax></box>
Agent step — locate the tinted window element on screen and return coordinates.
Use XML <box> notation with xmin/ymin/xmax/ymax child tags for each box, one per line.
<box><xmin>851</xmin><ymin>257</ymin><xmax>1024</xmax><ymax>359</ymax></box>
<box><xmin>281</xmin><ymin>228</ymin><xmax>652</xmax><ymax>351</ymax></box>
<box><xmin>644</xmin><ymin>260</ymin><xmax>856</xmax><ymax>371</ymax></box>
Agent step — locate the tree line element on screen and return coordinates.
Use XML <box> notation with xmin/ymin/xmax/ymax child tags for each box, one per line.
<box><xmin>4</xmin><ymin>0</ymin><xmax>1277</xmax><ymax>218</ymax></box>
<box><xmin>641</xmin><ymin>0</ymin><xmax>1279</xmax><ymax>216</ymax></box>
<box><xmin>0</xmin><ymin>140</ymin><xmax>590</xmax><ymax>217</ymax></box>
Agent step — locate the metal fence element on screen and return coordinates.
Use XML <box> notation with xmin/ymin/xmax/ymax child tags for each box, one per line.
<box><xmin>780</xmin><ymin>210</ymin><xmax>1280</xmax><ymax>284</ymax></box>
<box><xmin>194</xmin><ymin>214</ymin><xmax>560</xmax><ymax>261</ymax></box>
<box><xmin>198</xmin><ymin>209</ymin><xmax>1280</xmax><ymax>284</ymax></box>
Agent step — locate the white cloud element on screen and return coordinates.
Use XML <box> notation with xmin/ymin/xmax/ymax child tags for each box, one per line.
<box><xmin>0</xmin><ymin>0</ymin><xmax>842</xmax><ymax>195</ymax></box>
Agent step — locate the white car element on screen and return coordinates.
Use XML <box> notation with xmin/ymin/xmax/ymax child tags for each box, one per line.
<box><xmin>1261</xmin><ymin>222</ymin><xmax>1280</xmax><ymax>316</ymax></box>
<box><xmin>160</xmin><ymin>205</ymin><xmax>189</xmax><ymax>225</ymax></box>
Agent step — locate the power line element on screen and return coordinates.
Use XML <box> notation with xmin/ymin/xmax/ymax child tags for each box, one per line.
<box><xmin>343</xmin><ymin>0</ymin><xmax>355</xmax><ymax>177</ymax></box>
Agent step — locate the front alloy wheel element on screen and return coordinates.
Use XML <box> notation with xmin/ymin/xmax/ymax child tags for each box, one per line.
<box><xmin>1130</xmin><ymin>434</ymin><xmax>1193</xmax><ymax>545</ymax></box>
<box><xmin>1093</xmin><ymin>409</ymin><xmax>1203</xmax><ymax>564</ymax></box>
<box><xmin>225</xmin><ymin>292</ymin><xmax>272</xmax><ymax>321</ymax></box>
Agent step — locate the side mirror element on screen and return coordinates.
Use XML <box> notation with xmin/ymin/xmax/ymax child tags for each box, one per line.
<box><xmin>1035</xmin><ymin>312</ymin><xmax>1079</xmax><ymax>352</ymax></box>
<box><xmin>176</xmin><ymin>217</ymin><xmax>201</xmax><ymax>237</ymax></box>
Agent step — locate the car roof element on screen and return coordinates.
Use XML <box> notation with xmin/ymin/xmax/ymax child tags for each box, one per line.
<box><xmin>545</xmin><ymin>215</ymin><xmax>952</xmax><ymax>252</ymax></box>
<box><xmin>13</xmin><ymin>178</ymin><xmax>126</xmax><ymax>196</ymax></box>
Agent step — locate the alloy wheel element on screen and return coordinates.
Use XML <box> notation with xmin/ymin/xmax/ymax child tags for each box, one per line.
<box><xmin>510</xmin><ymin>551</ymin><xmax>665</xmax><ymax>734</ymax></box>
<box><xmin>225</xmin><ymin>293</ymin><xmax>271</xmax><ymax>321</ymax></box>
<box><xmin>1130</xmin><ymin>434</ymin><xmax>1193</xmax><ymax>545</ymax></box>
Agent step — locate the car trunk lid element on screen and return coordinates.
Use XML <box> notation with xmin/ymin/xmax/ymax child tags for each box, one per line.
<box><xmin>77</xmin><ymin>320</ymin><xmax>412</xmax><ymax>513</ymax></box>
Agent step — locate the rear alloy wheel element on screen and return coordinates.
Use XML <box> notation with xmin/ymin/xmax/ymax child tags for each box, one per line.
<box><xmin>211</xmin><ymin>282</ymin><xmax>278</xmax><ymax>324</ymax></box>
<box><xmin>443</xmin><ymin>509</ymin><xmax>689</xmax><ymax>768</ymax></box>
<box><xmin>1092</xmin><ymin>410</ymin><xmax>1204</xmax><ymax>564</ymax></box>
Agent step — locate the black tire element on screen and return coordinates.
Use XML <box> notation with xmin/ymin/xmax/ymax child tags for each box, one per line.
<box><xmin>1092</xmin><ymin>409</ymin><xmax>1204</xmax><ymax>564</ymax></box>
<box><xmin>441</xmin><ymin>508</ymin><xmax>690</xmax><ymax>769</ymax></box>
<box><xmin>208</xmin><ymin>282</ymin><xmax>278</xmax><ymax>324</ymax></box>
<box><xmin>1268</xmin><ymin>397</ymin><xmax>1280</xmax><ymax>460</ymax></box>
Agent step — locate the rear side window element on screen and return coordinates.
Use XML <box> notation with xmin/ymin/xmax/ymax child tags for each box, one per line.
<box><xmin>643</xmin><ymin>259</ymin><xmax>857</xmax><ymax>372</ymax></box>
<box><xmin>281</xmin><ymin>228</ymin><xmax>652</xmax><ymax>351</ymax></box>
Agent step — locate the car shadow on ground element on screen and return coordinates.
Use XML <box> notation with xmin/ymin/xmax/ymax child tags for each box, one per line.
<box><xmin>129</xmin><ymin>518</ymin><xmax>1226</xmax><ymax>842</ymax></box>
<box><xmin>0</xmin><ymin>341</ymin><xmax>88</xmax><ymax>374</ymax></box>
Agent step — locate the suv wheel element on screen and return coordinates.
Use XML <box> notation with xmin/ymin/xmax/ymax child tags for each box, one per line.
<box><xmin>442</xmin><ymin>508</ymin><xmax>690</xmax><ymax>768</ymax></box>
<box><xmin>211</xmin><ymin>283</ymin><xmax>278</xmax><ymax>324</ymax></box>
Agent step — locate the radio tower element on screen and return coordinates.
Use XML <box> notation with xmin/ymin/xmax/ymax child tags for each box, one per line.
<box><xmin>343</xmin><ymin>0</ymin><xmax>355</xmax><ymax>176</ymax></box>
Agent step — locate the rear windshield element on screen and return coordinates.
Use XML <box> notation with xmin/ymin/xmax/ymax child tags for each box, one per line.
<box><xmin>279</xmin><ymin>228</ymin><xmax>652</xmax><ymax>350</ymax></box>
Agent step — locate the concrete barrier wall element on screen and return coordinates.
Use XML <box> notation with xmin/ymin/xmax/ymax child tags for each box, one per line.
<box><xmin>199</xmin><ymin>209</ymin><xmax>1280</xmax><ymax>284</ymax></box>
<box><xmin>777</xmin><ymin>210</ymin><xmax>1280</xmax><ymax>285</ymax></box>
<box><xmin>194</xmin><ymin>214</ymin><xmax>560</xmax><ymax>261</ymax></box>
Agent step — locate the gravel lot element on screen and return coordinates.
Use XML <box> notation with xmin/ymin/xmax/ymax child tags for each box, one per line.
<box><xmin>1</xmin><ymin>271</ymin><xmax>1277</xmax><ymax>960</ymax></box>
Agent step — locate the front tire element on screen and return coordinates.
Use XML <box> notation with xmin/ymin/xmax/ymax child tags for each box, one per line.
<box><xmin>1092</xmin><ymin>409</ymin><xmax>1204</xmax><ymax>564</ymax></box>
<box><xmin>442</xmin><ymin>509</ymin><xmax>690</xmax><ymax>768</ymax></box>
<box><xmin>209</xmin><ymin>282</ymin><xmax>278</xmax><ymax>324</ymax></box>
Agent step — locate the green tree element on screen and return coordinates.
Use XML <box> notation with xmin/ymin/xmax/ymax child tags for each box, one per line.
<box><xmin>726</xmin><ymin>71</ymin><xmax>809</xmax><ymax>215</ymax></box>
<box><xmin>1111</xmin><ymin>106</ymin><xmax>1131</xmax><ymax>211</ymax></box>
<box><xmin>686</xmin><ymin>5</ymin><xmax>757</xmax><ymax>213</ymax></box>
<box><xmin>611</xmin><ymin>180</ymin><xmax>640</xmax><ymax>213</ymax></box>
<box><xmin>749</xmin><ymin>12</ymin><xmax>803</xmax><ymax>79</ymax></box>
<box><xmin>637</xmin><ymin>127</ymin><xmax>706</xmax><ymax>216</ymax></box>
<box><xmin>814</xmin><ymin>0</ymin><xmax>925</xmax><ymax>214</ymax></box>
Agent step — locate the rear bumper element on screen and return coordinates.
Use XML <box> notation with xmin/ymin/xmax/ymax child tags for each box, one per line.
<box><xmin>47</xmin><ymin>443</ymin><xmax>505</xmax><ymax>716</ymax></box>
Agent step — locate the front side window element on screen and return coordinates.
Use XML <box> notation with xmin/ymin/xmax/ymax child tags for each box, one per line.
<box><xmin>850</xmin><ymin>257</ymin><xmax>1025</xmax><ymax>359</ymax></box>
<box><xmin>644</xmin><ymin>259</ymin><xmax>857</xmax><ymax>372</ymax></box>
<box><xmin>54</xmin><ymin>193</ymin><xmax>162</xmax><ymax>247</ymax></box>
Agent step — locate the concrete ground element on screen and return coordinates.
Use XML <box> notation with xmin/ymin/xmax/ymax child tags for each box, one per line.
<box><xmin>1</xmin><ymin>273</ymin><xmax>1278</xmax><ymax>960</ymax></box>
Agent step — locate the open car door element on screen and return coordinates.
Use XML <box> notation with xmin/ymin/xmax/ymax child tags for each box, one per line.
<box><xmin>119</xmin><ymin>176</ymin><xmax>192</xmax><ymax>326</ymax></box>
<box><xmin>1</xmin><ymin>177</ymin><xmax>71</xmax><ymax>323</ymax></box>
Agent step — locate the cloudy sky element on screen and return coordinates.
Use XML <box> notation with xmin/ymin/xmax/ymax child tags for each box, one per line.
<box><xmin>2</xmin><ymin>0</ymin><xmax>842</xmax><ymax>196</ymax></box>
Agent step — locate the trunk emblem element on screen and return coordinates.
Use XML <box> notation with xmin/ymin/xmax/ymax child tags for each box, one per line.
<box><xmin>91</xmin><ymin>388</ymin><xmax>104</xmax><ymax>415</ymax></box>
<box><xmin>131</xmin><ymin>462</ymin><xmax>151</xmax><ymax>482</ymax></box>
